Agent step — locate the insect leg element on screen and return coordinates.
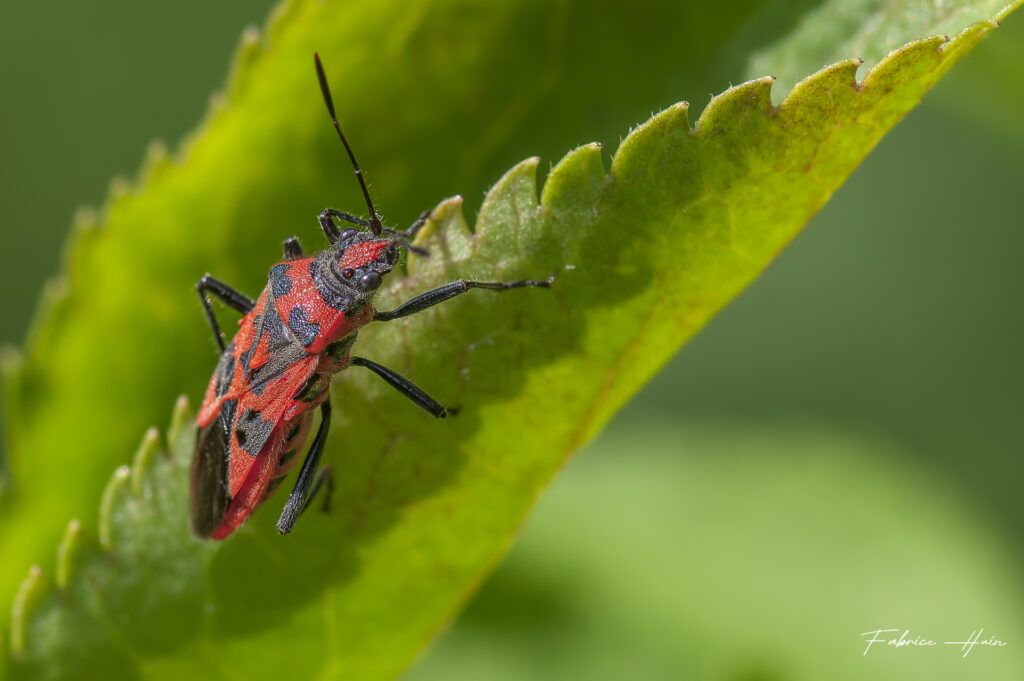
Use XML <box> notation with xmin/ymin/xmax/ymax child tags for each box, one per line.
<box><xmin>305</xmin><ymin>465</ymin><xmax>335</xmax><ymax>513</ymax></box>
<box><xmin>374</xmin><ymin>276</ymin><xmax>554</xmax><ymax>322</ymax></box>
<box><xmin>283</xmin><ymin>237</ymin><xmax>304</xmax><ymax>260</ymax></box>
<box><xmin>403</xmin><ymin>208</ymin><xmax>432</xmax><ymax>239</ymax></box>
<box><xmin>277</xmin><ymin>399</ymin><xmax>331</xmax><ymax>534</ymax></box>
<box><xmin>319</xmin><ymin>208</ymin><xmax>370</xmax><ymax>242</ymax></box>
<box><xmin>350</xmin><ymin>356</ymin><xmax>453</xmax><ymax>418</ymax></box>
<box><xmin>196</xmin><ymin>274</ymin><xmax>255</xmax><ymax>352</ymax></box>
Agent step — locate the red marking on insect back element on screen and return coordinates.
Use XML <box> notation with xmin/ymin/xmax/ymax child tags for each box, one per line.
<box><xmin>339</xmin><ymin>240</ymin><xmax>389</xmax><ymax>270</ymax></box>
<box><xmin>271</xmin><ymin>258</ymin><xmax>374</xmax><ymax>354</ymax></box>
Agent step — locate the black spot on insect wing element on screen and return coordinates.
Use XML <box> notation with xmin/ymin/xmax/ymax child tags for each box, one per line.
<box><xmin>288</xmin><ymin>306</ymin><xmax>321</xmax><ymax>347</ymax></box>
<box><xmin>235</xmin><ymin>407</ymin><xmax>275</xmax><ymax>456</ymax></box>
<box><xmin>270</xmin><ymin>263</ymin><xmax>293</xmax><ymax>297</ymax></box>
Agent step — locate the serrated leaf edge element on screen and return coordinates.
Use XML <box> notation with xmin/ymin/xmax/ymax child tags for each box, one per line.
<box><xmin>6</xmin><ymin>397</ymin><xmax>195</xmax><ymax>662</ymax></box>
<box><xmin>3</xmin><ymin>5</ymin><xmax>1016</xmax><ymax>666</ymax></box>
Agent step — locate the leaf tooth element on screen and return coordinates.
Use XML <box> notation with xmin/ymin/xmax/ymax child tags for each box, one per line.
<box><xmin>0</xmin><ymin>345</ymin><xmax>23</xmax><ymax>479</ymax></box>
<box><xmin>71</xmin><ymin>206</ymin><xmax>99</xmax><ymax>234</ymax></box>
<box><xmin>995</xmin><ymin>0</ymin><xmax>1024</xmax><ymax>22</ymax></box>
<box><xmin>55</xmin><ymin>519</ymin><xmax>85</xmax><ymax>590</ymax></box>
<box><xmin>693</xmin><ymin>76</ymin><xmax>777</xmax><ymax>136</ymax></box>
<box><xmin>476</xmin><ymin>157</ymin><xmax>541</xmax><ymax>229</ymax></box>
<box><xmin>227</xmin><ymin>25</ymin><xmax>266</xmax><ymax>101</ymax></box>
<box><xmin>937</xmin><ymin>18</ymin><xmax>1001</xmax><ymax>63</ymax></box>
<box><xmin>108</xmin><ymin>175</ymin><xmax>131</xmax><ymax>201</ymax></box>
<box><xmin>9</xmin><ymin>565</ymin><xmax>48</xmax><ymax>659</ymax></box>
<box><xmin>473</xmin><ymin>157</ymin><xmax>541</xmax><ymax>269</ymax></box>
<box><xmin>858</xmin><ymin>34</ymin><xmax>947</xmax><ymax>100</ymax></box>
<box><xmin>608</xmin><ymin>101</ymin><xmax>690</xmax><ymax>183</ymax></box>
<box><xmin>540</xmin><ymin>142</ymin><xmax>606</xmax><ymax>215</ymax></box>
<box><xmin>98</xmin><ymin>466</ymin><xmax>132</xmax><ymax>551</ymax></box>
<box><xmin>130</xmin><ymin>427</ymin><xmax>162</xmax><ymax>498</ymax></box>
<box><xmin>166</xmin><ymin>394</ymin><xmax>194</xmax><ymax>463</ymax></box>
<box><xmin>139</xmin><ymin>139</ymin><xmax>172</xmax><ymax>187</ymax></box>
<box><xmin>407</xmin><ymin>196</ymin><xmax>472</xmax><ymax>279</ymax></box>
<box><xmin>780</xmin><ymin>58</ymin><xmax>862</xmax><ymax>112</ymax></box>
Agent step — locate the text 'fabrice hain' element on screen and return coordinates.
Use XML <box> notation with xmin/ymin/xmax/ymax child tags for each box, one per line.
<box><xmin>861</xmin><ymin>628</ymin><xmax>1008</xmax><ymax>657</ymax></box>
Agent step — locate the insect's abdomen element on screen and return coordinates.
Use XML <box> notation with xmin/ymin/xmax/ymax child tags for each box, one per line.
<box><xmin>209</xmin><ymin>409</ymin><xmax>316</xmax><ymax>539</ymax></box>
<box><xmin>257</xmin><ymin>411</ymin><xmax>316</xmax><ymax>504</ymax></box>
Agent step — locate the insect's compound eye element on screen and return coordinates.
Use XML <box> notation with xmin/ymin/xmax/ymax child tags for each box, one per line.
<box><xmin>359</xmin><ymin>271</ymin><xmax>382</xmax><ymax>290</ymax></box>
<box><xmin>339</xmin><ymin>228</ymin><xmax>358</xmax><ymax>242</ymax></box>
<box><xmin>341</xmin><ymin>268</ymin><xmax>355</xmax><ymax>279</ymax></box>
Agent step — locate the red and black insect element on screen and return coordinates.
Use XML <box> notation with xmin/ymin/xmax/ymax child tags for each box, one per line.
<box><xmin>190</xmin><ymin>54</ymin><xmax>551</xmax><ymax>540</ymax></box>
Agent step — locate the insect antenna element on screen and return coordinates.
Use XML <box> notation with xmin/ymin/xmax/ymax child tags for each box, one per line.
<box><xmin>314</xmin><ymin>53</ymin><xmax>383</xmax><ymax>236</ymax></box>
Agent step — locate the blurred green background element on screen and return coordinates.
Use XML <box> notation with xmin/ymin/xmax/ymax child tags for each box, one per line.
<box><xmin>1</xmin><ymin>1</ymin><xmax>1022</xmax><ymax>679</ymax></box>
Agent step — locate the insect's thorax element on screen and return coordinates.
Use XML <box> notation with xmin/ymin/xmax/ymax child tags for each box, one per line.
<box><xmin>267</xmin><ymin>253</ymin><xmax>377</xmax><ymax>355</ymax></box>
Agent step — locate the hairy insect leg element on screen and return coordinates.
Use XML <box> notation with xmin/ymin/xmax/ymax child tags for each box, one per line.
<box><xmin>196</xmin><ymin>274</ymin><xmax>256</xmax><ymax>352</ymax></box>
<box><xmin>350</xmin><ymin>356</ymin><xmax>454</xmax><ymax>418</ymax></box>
<box><xmin>277</xmin><ymin>400</ymin><xmax>332</xmax><ymax>534</ymax></box>
<box><xmin>319</xmin><ymin>208</ymin><xmax>370</xmax><ymax>242</ymax></box>
<box><xmin>283</xmin><ymin>237</ymin><xmax>304</xmax><ymax>260</ymax></box>
<box><xmin>374</xmin><ymin>276</ymin><xmax>555</xmax><ymax>322</ymax></box>
<box><xmin>403</xmin><ymin>208</ymin><xmax>432</xmax><ymax>239</ymax></box>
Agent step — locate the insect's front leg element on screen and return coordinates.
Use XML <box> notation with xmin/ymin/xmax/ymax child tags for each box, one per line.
<box><xmin>373</xmin><ymin>276</ymin><xmax>554</xmax><ymax>322</ymax></box>
<box><xmin>319</xmin><ymin>208</ymin><xmax>370</xmax><ymax>241</ymax></box>
<box><xmin>195</xmin><ymin>274</ymin><xmax>255</xmax><ymax>352</ymax></box>
<box><xmin>277</xmin><ymin>400</ymin><xmax>333</xmax><ymax>534</ymax></box>
<box><xmin>283</xmin><ymin>236</ymin><xmax>304</xmax><ymax>260</ymax></box>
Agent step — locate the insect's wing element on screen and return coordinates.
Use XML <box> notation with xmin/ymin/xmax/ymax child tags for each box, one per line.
<box><xmin>190</xmin><ymin>400</ymin><xmax>236</xmax><ymax>537</ymax></box>
<box><xmin>202</xmin><ymin>355</ymin><xmax>319</xmax><ymax>539</ymax></box>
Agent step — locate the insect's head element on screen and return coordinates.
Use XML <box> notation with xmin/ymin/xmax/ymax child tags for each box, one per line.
<box><xmin>313</xmin><ymin>53</ymin><xmax>426</xmax><ymax>298</ymax></box>
<box><xmin>327</xmin><ymin>227</ymin><xmax>400</xmax><ymax>293</ymax></box>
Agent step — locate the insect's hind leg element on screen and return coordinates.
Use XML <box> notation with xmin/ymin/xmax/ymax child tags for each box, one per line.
<box><xmin>277</xmin><ymin>400</ymin><xmax>332</xmax><ymax>534</ymax></box>
<box><xmin>350</xmin><ymin>356</ymin><xmax>454</xmax><ymax>418</ymax></box>
<box><xmin>196</xmin><ymin>274</ymin><xmax>255</xmax><ymax>352</ymax></box>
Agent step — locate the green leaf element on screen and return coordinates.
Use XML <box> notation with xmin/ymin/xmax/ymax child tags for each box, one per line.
<box><xmin>411</xmin><ymin>420</ymin><xmax>1024</xmax><ymax>681</ymax></box>
<box><xmin>2</xmin><ymin>0</ymin><xmax>1019</xmax><ymax>678</ymax></box>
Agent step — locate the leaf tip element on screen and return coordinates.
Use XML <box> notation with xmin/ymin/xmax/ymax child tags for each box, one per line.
<box><xmin>610</xmin><ymin>100</ymin><xmax>691</xmax><ymax>180</ymax></box>
<box><xmin>130</xmin><ymin>427</ymin><xmax>162</xmax><ymax>497</ymax></box>
<box><xmin>168</xmin><ymin>395</ymin><xmax>193</xmax><ymax>449</ymax></box>
<box><xmin>0</xmin><ymin>344</ymin><xmax>22</xmax><ymax>377</ymax></box>
<box><xmin>541</xmin><ymin>142</ymin><xmax>607</xmax><ymax>210</ymax></box>
<box><xmin>476</xmin><ymin>156</ymin><xmax>542</xmax><ymax>229</ymax></box>
<box><xmin>55</xmin><ymin>519</ymin><xmax>85</xmax><ymax>590</ymax></box>
<box><xmin>10</xmin><ymin>565</ymin><xmax>47</xmax><ymax>659</ymax></box>
<box><xmin>71</xmin><ymin>205</ymin><xmax>100</xmax><ymax>233</ymax></box>
<box><xmin>407</xmin><ymin>195</ymin><xmax>473</xmax><ymax>278</ymax></box>
<box><xmin>99</xmin><ymin>466</ymin><xmax>132</xmax><ymax>550</ymax></box>
<box><xmin>140</xmin><ymin>138</ymin><xmax>172</xmax><ymax>185</ymax></box>
<box><xmin>108</xmin><ymin>175</ymin><xmax>131</xmax><ymax>200</ymax></box>
<box><xmin>695</xmin><ymin>76</ymin><xmax>776</xmax><ymax>134</ymax></box>
<box><xmin>783</xmin><ymin>58</ymin><xmax>863</xmax><ymax>107</ymax></box>
<box><xmin>241</xmin><ymin>24</ymin><xmax>261</xmax><ymax>48</ymax></box>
